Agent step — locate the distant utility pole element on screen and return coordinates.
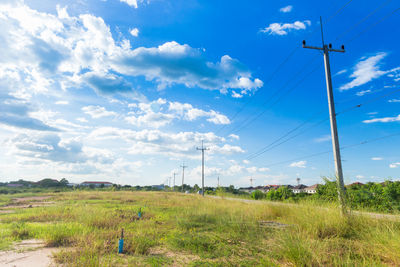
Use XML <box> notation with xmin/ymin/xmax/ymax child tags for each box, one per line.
<box><xmin>196</xmin><ymin>140</ymin><xmax>209</xmax><ymax>196</ymax></box>
<box><xmin>173</xmin><ymin>172</ymin><xmax>177</xmax><ymax>191</ymax></box>
<box><xmin>302</xmin><ymin>17</ymin><xmax>346</xmax><ymax>214</ymax></box>
<box><xmin>180</xmin><ymin>163</ymin><xmax>187</xmax><ymax>192</ymax></box>
<box><xmin>168</xmin><ymin>177</ymin><xmax>171</xmax><ymax>188</ymax></box>
<box><xmin>217</xmin><ymin>175</ymin><xmax>220</xmax><ymax>187</ymax></box>
<box><xmin>249</xmin><ymin>176</ymin><xmax>255</xmax><ymax>187</ymax></box>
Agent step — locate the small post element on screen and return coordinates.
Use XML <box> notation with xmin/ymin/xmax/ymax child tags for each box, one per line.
<box><xmin>118</xmin><ymin>228</ymin><xmax>124</xmax><ymax>254</ymax></box>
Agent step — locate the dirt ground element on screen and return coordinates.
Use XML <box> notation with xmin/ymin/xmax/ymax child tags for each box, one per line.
<box><xmin>0</xmin><ymin>240</ymin><xmax>59</xmax><ymax>267</ymax></box>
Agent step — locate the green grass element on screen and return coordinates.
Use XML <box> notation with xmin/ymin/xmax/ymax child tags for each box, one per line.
<box><xmin>0</xmin><ymin>191</ymin><xmax>399</xmax><ymax>266</ymax></box>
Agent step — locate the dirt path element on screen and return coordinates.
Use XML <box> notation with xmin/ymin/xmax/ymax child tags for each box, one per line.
<box><xmin>209</xmin><ymin>195</ymin><xmax>400</xmax><ymax>221</ymax></box>
<box><xmin>0</xmin><ymin>240</ymin><xmax>59</xmax><ymax>267</ymax></box>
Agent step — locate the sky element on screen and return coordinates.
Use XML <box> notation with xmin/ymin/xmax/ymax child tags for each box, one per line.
<box><xmin>0</xmin><ymin>0</ymin><xmax>399</xmax><ymax>187</ymax></box>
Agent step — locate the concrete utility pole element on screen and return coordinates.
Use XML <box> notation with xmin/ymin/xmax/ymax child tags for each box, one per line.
<box><xmin>196</xmin><ymin>140</ymin><xmax>209</xmax><ymax>196</ymax></box>
<box><xmin>302</xmin><ymin>17</ymin><xmax>347</xmax><ymax>214</ymax></box>
<box><xmin>180</xmin><ymin>163</ymin><xmax>187</xmax><ymax>192</ymax></box>
<box><xmin>173</xmin><ymin>172</ymin><xmax>177</xmax><ymax>191</ymax></box>
<box><xmin>249</xmin><ymin>176</ymin><xmax>255</xmax><ymax>187</ymax></box>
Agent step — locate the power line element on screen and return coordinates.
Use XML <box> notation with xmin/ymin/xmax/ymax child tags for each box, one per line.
<box><xmin>244</xmin><ymin>4</ymin><xmax>400</xmax><ymax>160</ymax></box>
<box><xmin>334</xmin><ymin>0</ymin><xmax>393</xmax><ymax>41</ymax></box>
<box><xmin>230</xmin><ymin>59</ymin><xmax>321</xmax><ymax>134</ymax></box>
<box><xmin>246</xmin><ymin>86</ymin><xmax>400</xmax><ymax>160</ymax></box>
<box><xmin>262</xmin><ymin>131</ymin><xmax>400</xmax><ymax>168</ymax></box>
<box><xmin>216</xmin><ymin>0</ymin><xmax>356</xmax><ymax>136</ymax></box>
<box><xmin>347</xmin><ymin>7</ymin><xmax>400</xmax><ymax>43</ymax></box>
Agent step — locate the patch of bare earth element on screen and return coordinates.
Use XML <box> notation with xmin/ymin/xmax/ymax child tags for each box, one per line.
<box><xmin>149</xmin><ymin>246</ymin><xmax>200</xmax><ymax>266</ymax></box>
<box><xmin>0</xmin><ymin>196</ymin><xmax>55</xmax><ymax>213</ymax></box>
<box><xmin>0</xmin><ymin>239</ymin><xmax>60</xmax><ymax>267</ymax></box>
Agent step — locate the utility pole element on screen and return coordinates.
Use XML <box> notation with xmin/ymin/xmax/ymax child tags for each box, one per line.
<box><xmin>249</xmin><ymin>176</ymin><xmax>255</xmax><ymax>187</ymax></box>
<box><xmin>173</xmin><ymin>172</ymin><xmax>177</xmax><ymax>191</ymax></box>
<box><xmin>180</xmin><ymin>163</ymin><xmax>187</xmax><ymax>192</ymax></box>
<box><xmin>302</xmin><ymin>17</ymin><xmax>346</xmax><ymax>214</ymax></box>
<box><xmin>217</xmin><ymin>175</ymin><xmax>220</xmax><ymax>187</ymax></box>
<box><xmin>196</xmin><ymin>140</ymin><xmax>209</xmax><ymax>196</ymax></box>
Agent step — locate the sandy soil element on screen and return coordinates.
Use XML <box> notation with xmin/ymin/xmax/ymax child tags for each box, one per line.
<box><xmin>12</xmin><ymin>196</ymin><xmax>52</xmax><ymax>203</ymax></box>
<box><xmin>0</xmin><ymin>240</ymin><xmax>59</xmax><ymax>267</ymax></box>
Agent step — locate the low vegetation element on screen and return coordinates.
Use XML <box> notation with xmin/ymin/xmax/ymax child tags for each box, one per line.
<box><xmin>1</xmin><ymin>191</ymin><xmax>400</xmax><ymax>266</ymax></box>
<box><xmin>247</xmin><ymin>178</ymin><xmax>400</xmax><ymax>213</ymax></box>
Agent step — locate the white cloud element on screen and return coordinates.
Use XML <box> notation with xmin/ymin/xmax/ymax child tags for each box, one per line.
<box><xmin>82</xmin><ymin>106</ymin><xmax>117</xmax><ymax>119</ymax></box>
<box><xmin>124</xmin><ymin>98</ymin><xmax>230</xmax><ymax>128</ymax></box>
<box><xmin>356</xmin><ymin>175</ymin><xmax>364</xmax><ymax>179</ymax></box>
<box><xmin>356</xmin><ymin>89</ymin><xmax>371</xmax><ymax>96</ymax></box>
<box><xmin>363</xmin><ymin>114</ymin><xmax>400</xmax><ymax>123</ymax></box>
<box><xmin>335</xmin><ymin>69</ymin><xmax>347</xmax><ymax>76</ymax></box>
<box><xmin>371</xmin><ymin>157</ymin><xmax>383</xmax><ymax>161</ymax></box>
<box><xmin>279</xmin><ymin>5</ymin><xmax>293</xmax><ymax>13</ymax></box>
<box><xmin>119</xmin><ymin>0</ymin><xmax>144</xmax><ymax>8</ymax></box>
<box><xmin>314</xmin><ymin>134</ymin><xmax>331</xmax><ymax>143</ymax></box>
<box><xmin>340</xmin><ymin>53</ymin><xmax>387</xmax><ymax>91</ymax></box>
<box><xmin>388</xmin><ymin>99</ymin><xmax>400</xmax><ymax>103</ymax></box>
<box><xmin>261</xmin><ymin>20</ymin><xmax>311</xmax><ymax>36</ymax></box>
<box><xmin>88</xmin><ymin>127</ymin><xmax>243</xmax><ymax>159</ymax></box>
<box><xmin>76</xmin><ymin>117</ymin><xmax>88</xmax><ymax>123</ymax></box>
<box><xmin>130</xmin><ymin>27</ymin><xmax>139</xmax><ymax>37</ymax></box>
<box><xmin>55</xmin><ymin>101</ymin><xmax>69</xmax><ymax>105</ymax></box>
<box><xmin>0</xmin><ymin>2</ymin><xmax>262</xmax><ymax>99</ymax></box>
<box><xmin>389</xmin><ymin>162</ymin><xmax>400</xmax><ymax>168</ymax></box>
<box><xmin>229</xmin><ymin>134</ymin><xmax>239</xmax><ymax>140</ymax></box>
<box><xmin>289</xmin><ymin>160</ymin><xmax>307</xmax><ymax>168</ymax></box>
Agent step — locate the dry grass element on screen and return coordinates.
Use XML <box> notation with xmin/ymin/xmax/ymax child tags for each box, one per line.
<box><xmin>0</xmin><ymin>191</ymin><xmax>399</xmax><ymax>266</ymax></box>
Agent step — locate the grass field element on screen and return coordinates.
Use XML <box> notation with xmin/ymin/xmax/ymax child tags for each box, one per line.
<box><xmin>1</xmin><ymin>191</ymin><xmax>400</xmax><ymax>266</ymax></box>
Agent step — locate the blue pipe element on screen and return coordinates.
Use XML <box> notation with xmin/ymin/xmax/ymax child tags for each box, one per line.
<box><xmin>118</xmin><ymin>238</ymin><xmax>124</xmax><ymax>253</ymax></box>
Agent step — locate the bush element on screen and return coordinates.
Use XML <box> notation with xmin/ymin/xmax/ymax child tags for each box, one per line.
<box><xmin>251</xmin><ymin>190</ymin><xmax>265</xmax><ymax>200</ymax></box>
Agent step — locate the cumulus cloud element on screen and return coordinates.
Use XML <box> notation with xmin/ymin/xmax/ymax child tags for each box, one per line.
<box><xmin>289</xmin><ymin>160</ymin><xmax>307</xmax><ymax>168</ymax></box>
<box><xmin>371</xmin><ymin>157</ymin><xmax>383</xmax><ymax>161</ymax></box>
<box><xmin>340</xmin><ymin>53</ymin><xmax>387</xmax><ymax>91</ymax></box>
<box><xmin>0</xmin><ymin>92</ymin><xmax>59</xmax><ymax>131</ymax></box>
<box><xmin>9</xmin><ymin>133</ymin><xmax>113</xmax><ymax>164</ymax></box>
<box><xmin>279</xmin><ymin>5</ymin><xmax>293</xmax><ymax>13</ymax></box>
<box><xmin>261</xmin><ymin>20</ymin><xmax>311</xmax><ymax>36</ymax></box>
<box><xmin>88</xmin><ymin>127</ymin><xmax>242</xmax><ymax>159</ymax></box>
<box><xmin>82</xmin><ymin>106</ymin><xmax>117</xmax><ymax>119</ymax></box>
<box><xmin>130</xmin><ymin>27</ymin><xmax>139</xmax><ymax>37</ymax></box>
<box><xmin>125</xmin><ymin>98</ymin><xmax>230</xmax><ymax>128</ymax></box>
<box><xmin>363</xmin><ymin>114</ymin><xmax>400</xmax><ymax>123</ymax></box>
<box><xmin>0</xmin><ymin>2</ymin><xmax>262</xmax><ymax>100</ymax></box>
<box><xmin>389</xmin><ymin>162</ymin><xmax>400</xmax><ymax>168</ymax></box>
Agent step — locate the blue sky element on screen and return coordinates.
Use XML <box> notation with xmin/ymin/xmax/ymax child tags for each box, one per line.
<box><xmin>0</xmin><ymin>0</ymin><xmax>399</xmax><ymax>187</ymax></box>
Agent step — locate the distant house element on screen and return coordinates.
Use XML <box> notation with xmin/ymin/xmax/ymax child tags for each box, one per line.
<box><xmin>304</xmin><ymin>184</ymin><xmax>319</xmax><ymax>194</ymax></box>
<box><xmin>239</xmin><ymin>187</ymin><xmax>255</xmax><ymax>193</ymax></box>
<box><xmin>348</xmin><ymin>182</ymin><xmax>364</xmax><ymax>187</ymax></box>
<box><xmin>81</xmin><ymin>181</ymin><xmax>113</xmax><ymax>187</ymax></box>
<box><xmin>292</xmin><ymin>184</ymin><xmax>307</xmax><ymax>194</ymax></box>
